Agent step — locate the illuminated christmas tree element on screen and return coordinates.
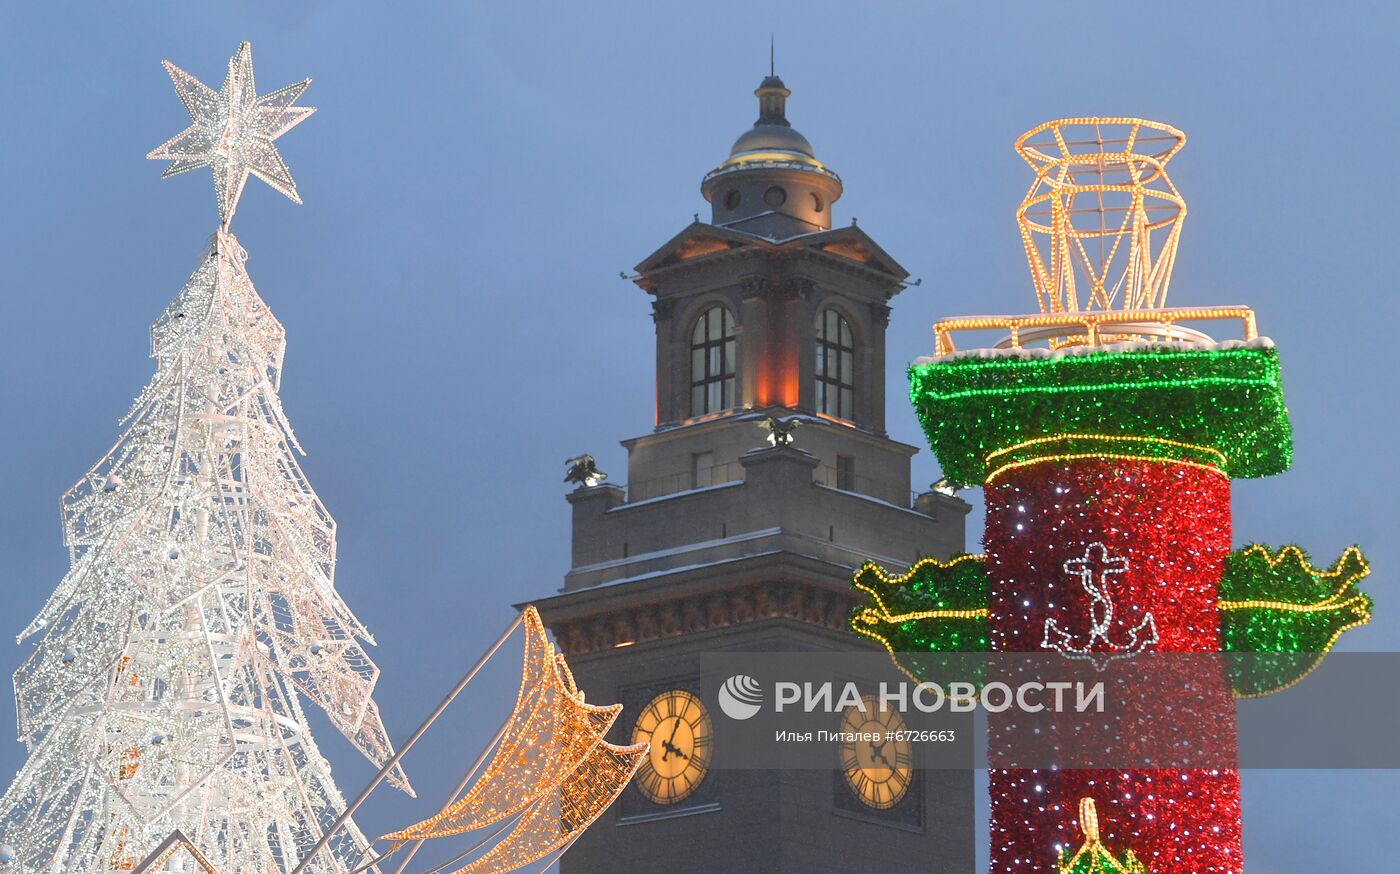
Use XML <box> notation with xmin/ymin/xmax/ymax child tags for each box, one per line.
<box><xmin>0</xmin><ymin>42</ymin><xmax>411</xmax><ymax>872</ymax></box>
<box><xmin>851</xmin><ymin>118</ymin><xmax>1373</xmax><ymax>872</ymax></box>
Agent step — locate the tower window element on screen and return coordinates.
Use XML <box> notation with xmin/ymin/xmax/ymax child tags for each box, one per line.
<box><xmin>764</xmin><ymin>185</ymin><xmax>787</xmax><ymax>207</ymax></box>
<box><xmin>815</xmin><ymin>308</ymin><xmax>855</xmax><ymax>420</ymax></box>
<box><xmin>811</xmin><ymin>192</ymin><xmax>824</xmax><ymax>212</ymax></box>
<box><xmin>690</xmin><ymin>306</ymin><xmax>737</xmax><ymax>416</ymax></box>
<box><xmin>724</xmin><ymin>189</ymin><xmax>741</xmax><ymax>210</ymax></box>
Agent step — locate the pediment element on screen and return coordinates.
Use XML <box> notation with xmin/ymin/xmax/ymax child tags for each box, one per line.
<box><xmin>634</xmin><ymin>223</ymin><xmax>761</xmax><ymax>274</ymax></box>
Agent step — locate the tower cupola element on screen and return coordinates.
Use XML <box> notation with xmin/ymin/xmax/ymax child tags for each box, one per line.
<box><xmin>700</xmin><ymin>73</ymin><xmax>843</xmax><ymax>239</ymax></box>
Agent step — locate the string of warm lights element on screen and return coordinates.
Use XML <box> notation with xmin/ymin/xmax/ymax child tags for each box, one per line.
<box><xmin>446</xmin><ymin>740</ymin><xmax>647</xmax><ymax>874</ymax></box>
<box><xmin>933</xmin><ymin>307</ymin><xmax>1257</xmax><ymax>356</ymax></box>
<box><xmin>347</xmin><ymin>606</ymin><xmax>648</xmax><ymax>874</ymax></box>
<box><xmin>985</xmin><ymin>433</ymin><xmax>1228</xmax><ymax>468</ymax></box>
<box><xmin>1012</xmin><ymin>119</ymin><xmax>1187</xmax><ymax>317</ymax></box>
<box><xmin>380</xmin><ymin>609</ymin><xmax>622</xmax><ymax>843</ymax></box>
<box><xmin>985</xmin><ymin>452</ymin><xmax>1226</xmax><ymax>487</ymax></box>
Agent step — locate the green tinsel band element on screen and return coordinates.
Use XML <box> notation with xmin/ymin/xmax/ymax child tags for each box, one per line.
<box><xmin>908</xmin><ymin>344</ymin><xmax>1292</xmax><ymax>486</ymax></box>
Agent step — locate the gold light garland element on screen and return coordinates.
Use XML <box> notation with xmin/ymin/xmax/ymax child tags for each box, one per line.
<box><xmin>448</xmin><ymin>740</ymin><xmax>647</xmax><ymax>874</ymax></box>
<box><xmin>1015</xmin><ymin>118</ymin><xmax>1185</xmax><ymax>317</ymax></box>
<box><xmin>985</xmin><ymin>452</ymin><xmax>1226</xmax><ymax>486</ymax></box>
<box><xmin>375</xmin><ymin>607</ymin><xmax>646</xmax><ymax>873</ymax></box>
<box><xmin>932</xmin><ymin>307</ymin><xmax>1257</xmax><ymax>355</ymax></box>
<box><xmin>984</xmin><ymin>433</ymin><xmax>1228</xmax><ymax>468</ymax></box>
<box><xmin>380</xmin><ymin>608</ymin><xmax>622</xmax><ymax>842</ymax></box>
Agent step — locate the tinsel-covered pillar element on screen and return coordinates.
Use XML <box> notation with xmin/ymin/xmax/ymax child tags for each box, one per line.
<box><xmin>843</xmin><ymin>117</ymin><xmax>1382</xmax><ymax>874</ymax></box>
<box><xmin>852</xmin><ymin>327</ymin><xmax>1371</xmax><ymax>872</ymax></box>
<box><xmin>984</xmin><ymin>447</ymin><xmax>1241</xmax><ymax>872</ymax></box>
<box><xmin>904</xmin><ymin>117</ymin><xmax>1293</xmax><ymax>874</ymax></box>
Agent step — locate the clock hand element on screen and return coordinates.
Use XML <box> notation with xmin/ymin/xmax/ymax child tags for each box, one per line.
<box><xmin>869</xmin><ymin>739</ymin><xmax>892</xmax><ymax>769</ymax></box>
<box><xmin>658</xmin><ymin>717</ymin><xmax>683</xmax><ymax>761</ymax></box>
<box><xmin>659</xmin><ymin>716</ymin><xmax>685</xmax><ymax>761</ymax></box>
<box><xmin>660</xmin><ymin>738</ymin><xmax>690</xmax><ymax>762</ymax></box>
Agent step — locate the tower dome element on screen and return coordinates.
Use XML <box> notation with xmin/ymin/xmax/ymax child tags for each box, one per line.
<box><xmin>701</xmin><ymin>73</ymin><xmax>843</xmax><ymax>239</ymax></box>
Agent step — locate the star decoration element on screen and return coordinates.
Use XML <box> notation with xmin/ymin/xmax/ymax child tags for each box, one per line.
<box><xmin>148</xmin><ymin>41</ymin><xmax>315</xmax><ymax>224</ymax></box>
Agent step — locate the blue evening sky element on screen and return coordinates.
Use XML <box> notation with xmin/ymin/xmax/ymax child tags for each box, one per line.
<box><xmin>0</xmin><ymin>2</ymin><xmax>1395</xmax><ymax>870</ymax></box>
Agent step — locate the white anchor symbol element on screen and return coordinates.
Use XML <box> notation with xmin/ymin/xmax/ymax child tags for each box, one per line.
<box><xmin>1043</xmin><ymin>542</ymin><xmax>1158</xmax><ymax>660</ymax></box>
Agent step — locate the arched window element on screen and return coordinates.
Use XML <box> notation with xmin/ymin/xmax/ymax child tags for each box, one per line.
<box><xmin>815</xmin><ymin>309</ymin><xmax>855</xmax><ymax>419</ymax></box>
<box><xmin>690</xmin><ymin>306</ymin><xmax>736</xmax><ymax>415</ymax></box>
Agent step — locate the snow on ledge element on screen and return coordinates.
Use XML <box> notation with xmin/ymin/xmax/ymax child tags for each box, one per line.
<box><xmin>914</xmin><ymin>335</ymin><xmax>1276</xmax><ymax>366</ymax></box>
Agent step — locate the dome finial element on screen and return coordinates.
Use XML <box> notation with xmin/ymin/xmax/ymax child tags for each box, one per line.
<box><xmin>770</xmin><ymin>33</ymin><xmax>775</xmax><ymax>77</ymax></box>
<box><xmin>754</xmin><ymin>71</ymin><xmax>790</xmax><ymax>128</ymax></box>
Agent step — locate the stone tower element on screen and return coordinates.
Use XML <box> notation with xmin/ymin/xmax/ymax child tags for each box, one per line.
<box><xmin>530</xmin><ymin>71</ymin><xmax>974</xmax><ymax>873</ymax></box>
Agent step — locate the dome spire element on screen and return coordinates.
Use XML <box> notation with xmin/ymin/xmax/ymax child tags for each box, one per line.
<box><xmin>755</xmin><ymin>38</ymin><xmax>791</xmax><ymax>129</ymax></box>
<box><xmin>700</xmin><ymin>64</ymin><xmax>843</xmax><ymax>238</ymax></box>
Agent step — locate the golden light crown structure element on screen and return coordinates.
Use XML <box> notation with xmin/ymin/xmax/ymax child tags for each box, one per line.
<box><xmin>1016</xmin><ymin>118</ymin><xmax>1186</xmax><ymax>316</ymax></box>
<box><xmin>934</xmin><ymin>117</ymin><xmax>1257</xmax><ymax>355</ymax></box>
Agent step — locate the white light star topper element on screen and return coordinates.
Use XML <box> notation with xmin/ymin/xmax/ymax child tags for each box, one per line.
<box><xmin>148</xmin><ymin>41</ymin><xmax>315</xmax><ymax>225</ymax></box>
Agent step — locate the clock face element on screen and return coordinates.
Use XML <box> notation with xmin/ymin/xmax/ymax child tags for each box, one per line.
<box><xmin>630</xmin><ymin>689</ymin><xmax>713</xmax><ymax>805</ymax></box>
<box><xmin>839</xmin><ymin>694</ymin><xmax>912</xmax><ymax>810</ymax></box>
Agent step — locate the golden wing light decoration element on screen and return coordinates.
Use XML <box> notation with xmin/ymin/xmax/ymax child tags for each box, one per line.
<box><xmin>380</xmin><ymin>609</ymin><xmax>623</xmax><ymax>843</ymax></box>
<box><xmin>446</xmin><ymin>739</ymin><xmax>648</xmax><ymax>874</ymax></box>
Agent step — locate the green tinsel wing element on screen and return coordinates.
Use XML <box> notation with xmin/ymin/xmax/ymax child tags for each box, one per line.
<box><xmin>849</xmin><ymin>554</ymin><xmax>989</xmax><ymax>684</ymax></box>
<box><xmin>1219</xmin><ymin>544</ymin><xmax>1373</xmax><ymax>697</ymax></box>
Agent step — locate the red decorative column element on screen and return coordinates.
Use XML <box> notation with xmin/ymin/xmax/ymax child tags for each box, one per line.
<box><xmin>985</xmin><ymin>456</ymin><xmax>1240</xmax><ymax>873</ymax></box>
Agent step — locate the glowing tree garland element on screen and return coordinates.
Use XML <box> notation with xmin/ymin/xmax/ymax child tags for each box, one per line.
<box><xmin>0</xmin><ymin>43</ymin><xmax>413</xmax><ymax>872</ymax></box>
<box><xmin>851</xmin><ymin>119</ymin><xmax>1373</xmax><ymax>873</ymax></box>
